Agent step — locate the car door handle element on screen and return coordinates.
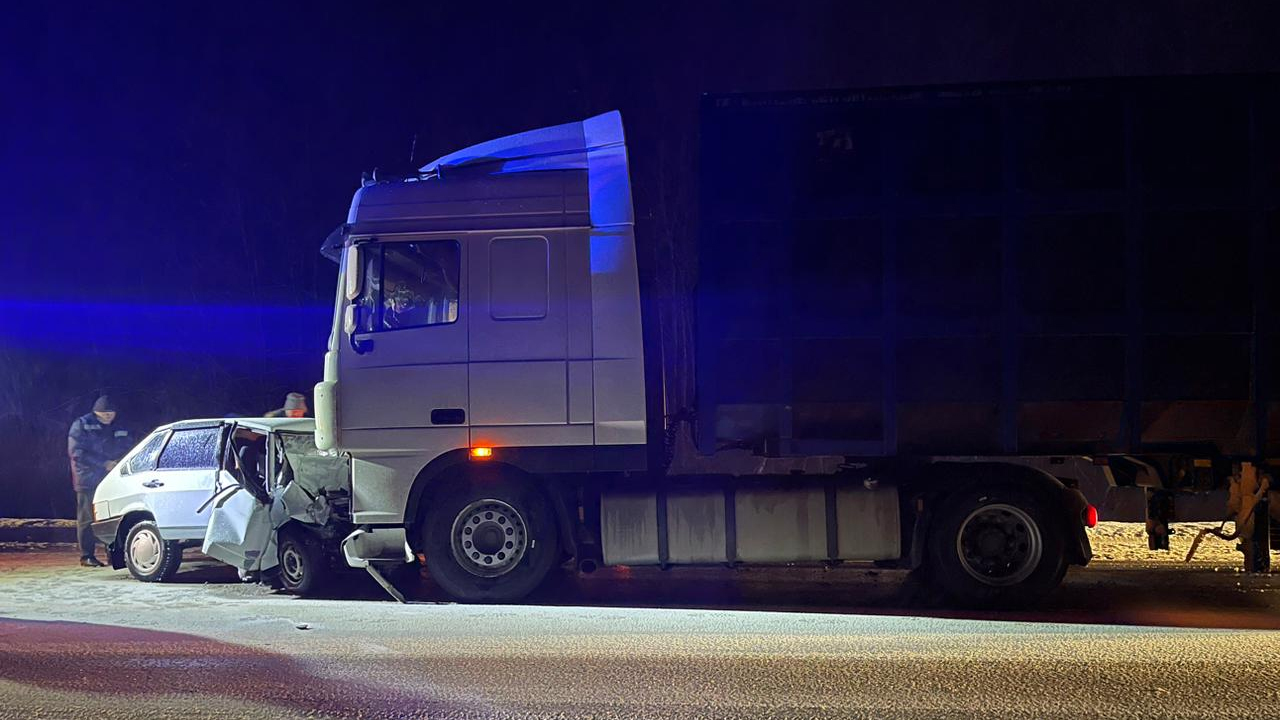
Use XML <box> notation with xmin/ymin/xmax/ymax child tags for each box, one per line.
<box><xmin>431</xmin><ymin>408</ymin><xmax>466</xmax><ymax>425</ymax></box>
<box><xmin>142</xmin><ymin>479</ymin><xmax>164</xmax><ymax>488</ymax></box>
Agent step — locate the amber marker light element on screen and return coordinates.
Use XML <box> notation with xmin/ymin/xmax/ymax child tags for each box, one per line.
<box><xmin>470</xmin><ymin>447</ymin><xmax>493</xmax><ymax>459</ymax></box>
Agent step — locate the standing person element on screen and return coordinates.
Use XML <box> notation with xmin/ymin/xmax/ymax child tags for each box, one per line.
<box><xmin>265</xmin><ymin>392</ymin><xmax>309</xmax><ymax>418</ymax></box>
<box><xmin>67</xmin><ymin>395</ymin><xmax>133</xmax><ymax>567</ymax></box>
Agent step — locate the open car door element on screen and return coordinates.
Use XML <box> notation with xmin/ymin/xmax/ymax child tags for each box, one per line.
<box><xmin>201</xmin><ymin>423</ymin><xmax>278</xmax><ymax>577</ymax></box>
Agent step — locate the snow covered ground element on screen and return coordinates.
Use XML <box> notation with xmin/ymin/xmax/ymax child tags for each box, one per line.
<box><xmin>1</xmin><ymin>538</ymin><xmax>1279</xmax><ymax>719</ymax></box>
<box><xmin>1089</xmin><ymin>520</ymin><xmax>1267</xmax><ymax>563</ymax></box>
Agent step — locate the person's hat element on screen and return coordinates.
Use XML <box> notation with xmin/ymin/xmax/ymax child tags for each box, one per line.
<box><xmin>283</xmin><ymin>392</ymin><xmax>308</xmax><ymax>412</ymax></box>
<box><xmin>92</xmin><ymin>395</ymin><xmax>115</xmax><ymax>413</ymax></box>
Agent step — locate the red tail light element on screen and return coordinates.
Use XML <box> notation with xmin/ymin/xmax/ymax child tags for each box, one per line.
<box><xmin>1084</xmin><ymin>504</ymin><xmax>1098</xmax><ymax>528</ymax></box>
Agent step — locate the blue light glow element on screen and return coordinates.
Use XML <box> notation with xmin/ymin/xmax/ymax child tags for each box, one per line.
<box><xmin>590</xmin><ymin>233</ymin><xmax>626</xmax><ymax>275</ymax></box>
<box><xmin>0</xmin><ymin>299</ymin><xmax>331</xmax><ymax>357</ymax></box>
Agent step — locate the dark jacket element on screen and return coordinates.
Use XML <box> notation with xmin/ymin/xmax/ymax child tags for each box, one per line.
<box><xmin>67</xmin><ymin>413</ymin><xmax>134</xmax><ymax>493</ymax></box>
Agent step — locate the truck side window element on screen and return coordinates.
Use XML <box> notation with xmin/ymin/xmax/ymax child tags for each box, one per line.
<box><xmin>122</xmin><ymin>431</ymin><xmax>168</xmax><ymax>475</ymax></box>
<box><xmin>156</xmin><ymin>428</ymin><xmax>220</xmax><ymax>470</ymax></box>
<box><xmin>489</xmin><ymin>236</ymin><xmax>548</xmax><ymax>320</ymax></box>
<box><xmin>355</xmin><ymin>241</ymin><xmax>460</xmax><ymax>331</ymax></box>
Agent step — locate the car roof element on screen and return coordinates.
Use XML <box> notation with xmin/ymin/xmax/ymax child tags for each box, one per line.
<box><xmin>157</xmin><ymin>417</ymin><xmax>315</xmax><ymax>434</ymax></box>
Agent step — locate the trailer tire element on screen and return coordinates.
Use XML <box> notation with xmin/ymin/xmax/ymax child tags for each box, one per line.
<box><xmin>927</xmin><ymin>486</ymin><xmax>1066</xmax><ymax>608</ymax></box>
<box><xmin>276</xmin><ymin>528</ymin><xmax>329</xmax><ymax>596</ymax></box>
<box><xmin>123</xmin><ymin>520</ymin><xmax>183</xmax><ymax>582</ymax></box>
<box><xmin>422</xmin><ymin>477</ymin><xmax>559</xmax><ymax>602</ymax></box>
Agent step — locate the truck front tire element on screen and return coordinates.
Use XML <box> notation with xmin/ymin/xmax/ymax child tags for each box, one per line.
<box><xmin>422</xmin><ymin>476</ymin><xmax>560</xmax><ymax>602</ymax></box>
<box><xmin>927</xmin><ymin>486</ymin><xmax>1066</xmax><ymax>608</ymax></box>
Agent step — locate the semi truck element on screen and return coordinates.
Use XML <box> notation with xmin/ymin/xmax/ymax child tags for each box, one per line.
<box><xmin>223</xmin><ymin>74</ymin><xmax>1280</xmax><ymax>606</ymax></box>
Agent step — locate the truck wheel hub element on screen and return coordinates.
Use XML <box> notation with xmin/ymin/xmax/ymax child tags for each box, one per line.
<box><xmin>451</xmin><ymin>499</ymin><xmax>527</xmax><ymax>578</ymax></box>
<box><xmin>956</xmin><ymin>503</ymin><xmax>1042</xmax><ymax>587</ymax></box>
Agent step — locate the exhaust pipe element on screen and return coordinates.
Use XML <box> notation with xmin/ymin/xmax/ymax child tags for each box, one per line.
<box><xmin>577</xmin><ymin>558</ymin><xmax>598</xmax><ymax>574</ymax></box>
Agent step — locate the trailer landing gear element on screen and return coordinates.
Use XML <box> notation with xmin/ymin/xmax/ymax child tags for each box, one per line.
<box><xmin>1145</xmin><ymin>489</ymin><xmax>1174</xmax><ymax>551</ymax></box>
<box><xmin>1243</xmin><ymin>476</ymin><xmax>1271</xmax><ymax>573</ymax></box>
<box><xmin>1183</xmin><ymin>463</ymin><xmax>1272</xmax><ymax>572</ymax></box>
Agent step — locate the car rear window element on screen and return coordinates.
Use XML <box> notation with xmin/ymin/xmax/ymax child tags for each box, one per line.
<box><xmin>156</xmin><ymin>427</ymin><xmax>220</xmax><ymax>470</ymax></box>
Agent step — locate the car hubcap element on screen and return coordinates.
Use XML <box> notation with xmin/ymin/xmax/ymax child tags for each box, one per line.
<box><xmin>450</xmin><ymin>499</ymin><xmax>528</xmax><ymax>578</ymax></box>
<box><xmin>281</xmin><ymin>545</ymin><xmax>305</xmax><ymax>585</ymax></box>
<box><xmin>130</xmin><ymin>529</ymin><xmax>161</xmax><ymax>574</ymax></box>
<box><xmin>956</xmin><ymin>503</ymin><xmax>1042</xmax><ymax>586</ymax></box>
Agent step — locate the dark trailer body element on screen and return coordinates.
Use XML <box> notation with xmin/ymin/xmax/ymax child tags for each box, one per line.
<box><xmin>695</xmin><ymin>75</ymin><xmax>1280</xmax><ymax>486</ymax></box>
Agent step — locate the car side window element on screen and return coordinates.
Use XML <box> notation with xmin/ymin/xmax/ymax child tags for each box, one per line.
<box><xmin>122</xmin><ymin>431</ymin><xmax>168</xmax><ymax>475</ymax></box>
<box><xmin>156</xmin><ymin>428</ymin><xmax>220</xmax><ymax>470</ymax></box>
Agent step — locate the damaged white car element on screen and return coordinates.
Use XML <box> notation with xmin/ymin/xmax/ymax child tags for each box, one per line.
<box><xmin>90</xmin><ymin>417</ymin><xmax>351</xmax><ymax>593</ymax></box>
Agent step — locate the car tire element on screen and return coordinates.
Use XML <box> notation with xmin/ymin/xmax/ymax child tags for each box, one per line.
<box><xmin>927</xmin><ymin>486</ymin><xmax>1066</xmax><ymax>608</ymax></box>
<box><xmin>277</xmin><ymin>528</ymin><xmax>329</xmax><ymax>596</ymax></box>
<box><xmin>123</xmin><ymin>520</ymin><xmax>183</xmax><ymax>582</ymax></box>
<box><xmin>422</xmin><ymin>477</ymin><xmax>559</xmax><ymax>603</ymax></box>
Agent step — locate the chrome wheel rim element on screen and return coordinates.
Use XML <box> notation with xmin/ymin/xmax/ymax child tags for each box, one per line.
<box><xmin>956</xmin><ymin>503</ymin><xmax>1042</xmax><ymax>587</ymax></box>
<box><xmin>129</xmin><ymin>528</ymin><xmax>162</xmax><ymax>574</ymax></box>
<box><xmin>450</xmin><ymin>499</ymin><xmax>528</xmax><ymax>578</ymax></box>
<box><xmin>281</xmin><ymin>544</ymin><xmax>305</xmax><ymax>586</ymax></box>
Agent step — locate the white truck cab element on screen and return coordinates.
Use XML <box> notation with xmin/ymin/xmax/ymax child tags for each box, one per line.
<box><xmin>314</xmin><ymin>112</ymin><xmax>649</xmax><ymax>595</ymax></box>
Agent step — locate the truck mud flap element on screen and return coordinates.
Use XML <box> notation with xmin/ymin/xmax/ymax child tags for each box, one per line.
<box><xmin>1060</xmin><ymin>487</ymin><xmax>1093</xmax><ymax>566</ymax></box>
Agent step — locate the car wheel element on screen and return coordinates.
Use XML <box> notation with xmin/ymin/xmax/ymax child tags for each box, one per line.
<box><xmin>422</xmin><ymin>477</ymin><xmax>559</xmax><ymax>602</ymax></box>
<box><xmin>927</xmin><ymin>486</ymin><xmax>1066</xmax><ymax>608</ymax></box>
<box><xmin>277</xmin><ymin>529</ymin><xmax>329</xmax><ymax>595</ymax></box>
<box><xmin>123</xmin><ymin>520</ymin><xmax>183</xmax><ymax>582</ymax></box>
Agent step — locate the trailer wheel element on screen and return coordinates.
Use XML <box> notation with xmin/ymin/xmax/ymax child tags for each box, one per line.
<box><xmin>422</xmin><ymin>477</ymin><xmax>559</xmax><ymax>602</ymax></box>
<box><xmin>276</xmin><ymin>528</ymin><xmax>329</xmax><ymax>596</ymax></box>
<box><xmin>123</xmin><ymin>520</ymin><xmax>183</xmax><ymax>582</ymax></box>
<box><xmin>927</xmin><ymin>487</ymin><xmax>1066</xmax><ymax>607</ymax></box>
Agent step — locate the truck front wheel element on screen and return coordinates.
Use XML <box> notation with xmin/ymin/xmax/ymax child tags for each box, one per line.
<box><xmin>422</xmin><ymin>477</ymin><xmax>560</xmax><ymax>602</ymax></box>
<box><xmin>927</xmin><ymin>487</ymin><xmax>1066</xmax><ymax>607</ymax></box>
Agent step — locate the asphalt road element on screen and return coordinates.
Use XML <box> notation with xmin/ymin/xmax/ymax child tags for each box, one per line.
<box><xmin>2</xmin><ymin>545</ymin><xmax>1280</xmax><ymax>719</ymax></box>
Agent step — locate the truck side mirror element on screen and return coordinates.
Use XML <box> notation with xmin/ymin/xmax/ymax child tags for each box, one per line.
<box><xmin>344</xmin><ymin>304</ymin><xmax>372</xmax><ymax>354</ymax></box>
<box><xmin>344</xmin><ymin>245</ymin><xmax>362</xmax><ymax>301</ymax></box>
<box><xmin>344</xmin><ymin>304</ymin><xmax>359</xmax><ymax>335</ymax></box>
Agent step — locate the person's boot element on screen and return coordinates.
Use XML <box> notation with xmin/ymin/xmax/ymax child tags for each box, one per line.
<box><xmin>80</xmin><ymin>556</ymin><xmax>105</xmax><ymax>568</ymax></box>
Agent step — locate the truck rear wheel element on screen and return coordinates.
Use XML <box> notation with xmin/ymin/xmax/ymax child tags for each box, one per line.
<box><xmin>927</xmin><ymin>486</ymin><xmax>1066</xmax><ymax>608</ymax></box>
<box><xmin>422</xmin><ymin>477</ymin><xmax>559</xmax><ymax>602</ymax></box>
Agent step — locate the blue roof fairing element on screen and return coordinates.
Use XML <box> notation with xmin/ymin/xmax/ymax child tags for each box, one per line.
<box><xmin>420</xmin><ymin>111</ymin><xmax>633</xmax><ymax>229</ymax></box>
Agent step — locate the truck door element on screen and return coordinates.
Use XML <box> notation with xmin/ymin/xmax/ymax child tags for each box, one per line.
<box><xmin>468</xmin><ymin>231</ymin><xmax>588</xmax><ymax>446</ymax></box>
<box><xmin>339</xmin><ymin>238</ymin><xmax>470</xmax><ymax>448</ymax></box>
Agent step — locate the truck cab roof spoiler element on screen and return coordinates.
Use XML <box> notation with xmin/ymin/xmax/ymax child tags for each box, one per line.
<box><xmin>323</xmin><ymin>112</ymin><xmax>633</xmax><ymax>257</ymax></box>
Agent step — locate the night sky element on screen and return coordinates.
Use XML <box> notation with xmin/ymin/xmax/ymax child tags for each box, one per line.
<box><xmin>3</xmin><ymin>2</ymin><xmax>1278</xmax><ymax>516</ymax></box>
